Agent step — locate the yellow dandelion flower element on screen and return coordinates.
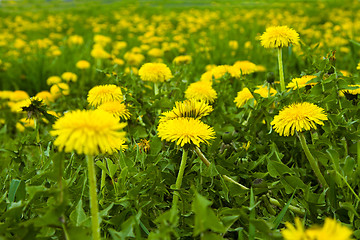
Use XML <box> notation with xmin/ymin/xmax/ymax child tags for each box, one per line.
<box><xmin>16</xmin><ymin>118</ymin><xmax>35</xmax><ymax>132</ymax></box>
<box><xmin>50</xmin><ymin>83</ymin><xmax>70</xmax><ymax>98</ymax></box>
<box><xmin>271</xmin><ymin>102</ymin><xmax>328</xmax><ymax>136</ymax></box>
<box><xmin>228</xmin><ymin>40</ymin><xmax>238</xmax><ymax>50</ymax></box>
<box><xmin>138</xmin><ymin>63</ymin><xmax>173</xmax><ymax>83</ymax></box>
<box><xmin>356</xmin><ymin>63</ymin><xmax>360</xmax><ymax>70</ymax></box>
<box><xmin>254</xmin><ymin>85</ymin><xmax>277</xmax><ymax>97</ymax></box>
<box><xmin>47</xmin><ymin>76</ymin><xmax>62</xmax><ymax>86</ymax></box>
<box><xmin>98</xmin><ymin>101</ymin><xmax>131</xmax><ymax>120</ymax></box>
<box><xmin>0</xmin><ymin>90</ymin><xmax>13</xmax><ymax>100</ymax></box>
<box><xmin>305</xmin><ymin>218</ymin><xmax>353</xmax><ymax>240</ymax></box>
<box><xmin>51</xmin><ymin>109</ymin><xmax>127</xmax><ymax>155</ymax></box>
<box><xmin>87</xmin><ymin>84</ymin><xmax>123</xmax><ymax>107</ymax></box>
<box><xmin>340</xmin><ymin>84</ymin><xmax>360</xmax><ymax>97</ymax></box>
<box><xmin>287</xmin><ymin>75</ymin><xmax>317</xmax><ymax>90</ymax></box>
<box><xmin>124</xmin><ymin>52</ymin><xmax>145</xmax><ymax>66</ymax></box>
<box><xmin>76</xmin><ymin>60</ymin><xmax>91</xmax><ymax>69</ymax></box>
<box><xmin>234</xmin><ymin>88</ymin><xmax>254</xmax><ymax>107</ymax></box>
<box><xmin>8</xmin><ymin>98</ymin><xmax>31</xmax><ymax>112</ymax></box>
<box><xmin>91</xmin><ymin>47</ymin><xmax>111</xmax><ymax>59</ymax></box>
<box><xmin>61</xmin><ymin>72</ymin><xmax>78</xmax><ymax>82</ymax></box>
<box><xmin>281</xmin><ymin>218</ymin><xmax>307</xmax><ymax>240</ymax></box>
<box><xmin>173</xmin><ymin>55</ymin><xmax>192</xmax><ymax>65</ymax></box>
<box><xmin>260</xmin><ymin>26</ymin><xmax>300</xmax><ymax>48</ymax></box>
<box><xmin>233</xmin><ymin>60</ymin><xmax>257</xmax><ymax>75</ymax></box>
<box><xmin>185</xmin><ymin>81</ymin><xmax>217</xmax><ymax>103</ymax></box>
<box><xmin>147</xmin><ymin>48</ymin><xmax>164</xmax><ymax>58</ymax></box>
<box><xmin>10</xmin><ymin>90</ymin><xmax>29</xmax><ymax>102</ymax></box>
<box><xmin>160</xmin><ymin>99</ymin><xmax>213</xmax><ymax>123</ymax></box>
<box><xmin>35</xmin><ymin>91</ymin><xmax>53</xmax><ymax>103</ymax></box>
<box><xmin>339</xmin><ymin>70</ymin><xmax>351</xmax><ymax>77</ymax></box>
<box><xmin>157</xmin><ymin>117</ymin><xmax>215</xmax><ymax>147</ymax></box>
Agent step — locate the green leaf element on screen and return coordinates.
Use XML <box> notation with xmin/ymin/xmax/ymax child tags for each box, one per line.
<box><xmin>273</xmin><ymin>190</ymin><xmax>296</xmax><ymax>229</ymax></box>
<box><xmin>106</xmin><ymin>158</ymin><xmax>118</xmax><ymax>178</ymax></box>
<box><xmin>8</xmin><ymin>179</ymin><xmax>25</xmax><ymax>203</ymax></box>
<box><xmin>280</xmin><ymin>176</ymin><xmax>306</xmax><ymax>194</ymax></box>
<box><xmin>267</xmin><ymin>160</ymin><xmax>294</xmax><ymax>177</ymax></box>
<box><xmin>192</xmin><ymin>191</ymin><xmax>226</xmax><ymax>236</ymax></box>
<box><xmin>70</xmin><ymin>199</ymin><xmax>88</xmax><ymax>227</ymax></box>
<box><xmin>200</xmin><ymin>232</ymin><xmax>224</xmax><ymax>240</ymax></box>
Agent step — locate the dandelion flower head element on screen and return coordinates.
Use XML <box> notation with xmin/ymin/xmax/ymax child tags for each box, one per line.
<box><xmin>139</xmin><ymin>63</ymin><xmax>173</xmax><ymax>83</ymax></box>
<box><xmin>51</xmin><ymin>109</ymin><xmax>127</xmax><ymax>155</ymax></box>
<box><xmin>233</xmin><ymin>60</ymin><xmax>257</xmax><ymax>75</ymax></box>
<box><xmin>87</xmin><ymin>84</ymin><xmax>123</xmax><ymax>107</ymax></box>
<box><xmin>287</xmin><ymin>75</ymin><xmax>317</xmax><ymax>90</ymax></box>
<box><xmin>47</xmin><ymin>76</ymin><xmax>62</xmax><ymax>86</ymax></box>
<box><xmin>98</xmin><ymin>101</ymin><xmax>131</xmax><ymax>120</ymax></box>
<box><xmin>76</xmin><ymin>60</ymin><xmax>91</xmax><ymax>69</ymax></box>
<box><xmin>234</xmin><ymin>88</ymin><xmax>254</xmax><ymax>108</ymax></box>
<box><xmin>173</xmin><ymin>55</ymin><xmax>192</xmax><ymax>65</ymax></box>
<box><xmin>260</xmin><ymin>26</ymin><xmax>300</xmax><ymax>48</ymax></box>
<box><xmin>160</xmin><ymin>99</ymin><xmax>213</xmax><ymax>123</ymax></box>
<box><xmin>157</xmin><ymin>117</ymin><xmax>215</xmax><ymax>147</ymax></box>
<box><xmin>281</xmin><ymin>218</ymin><xmax>307</xmax><ymax>240</ymax></box>
<box><xmin>271</xmin><ymin>102</ymin><xmax>328</xmax><ymax>136</ymax></box>
<box><xmin>61</xmin><ymin>72</ymin><xmax>78</xmax><ymax>82</ymax></box>
<box><xmin>305</xmin><ymin>218</ymin><xmax>353</xmax><ymax>240</ymax></box>
<box><xmin>50</xmin><ymin>83</ymin><xmax>70</xmax><ymax>98</ymax></box>
<box><xmin>254</xmin><ymin>85</ymin><xmax>277</xmax><ymax>97</ymax></box>
<box><xmin>185</xmin><ymin>81</ymin><xmax>217</xmax><ymax>103</ymax></box>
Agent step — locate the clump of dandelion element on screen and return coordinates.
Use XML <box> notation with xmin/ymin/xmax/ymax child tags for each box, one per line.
<box><xmin>61</xmin><ymin>72</ymin><xmax>77</xmax><ymax>82</ymax></box>
<box><xmin>271</xmin><ymin>102</ymin><xmax>328</xmax><ymax>187</ymax></box>
<box><xmin>47</xmin><ymin>76</ymin><xmax>62</xmax><ymax>86</ymax></box>
<box><xmin>173</xmin><ymin>55</ymin><xmax>192</xmax><ymax>65</ymax></box>
<box><xmin>259</xmin><ymin>26</ymin><xmax>300</xmax><ymax>92</ymax></box>
<box><xmin>51</xmin><ymin>109</ymin><xmax>127</xmax><ymax>240</ymax></box>
<box><xmin>87</xmin><ymin>84</ymin><xmax>123</xmax><ymax>107</ymax></box>
<box><xmin>50</xmin><ymin>83</ymin><xmax>70</xmax><ymax>99</ymax></box>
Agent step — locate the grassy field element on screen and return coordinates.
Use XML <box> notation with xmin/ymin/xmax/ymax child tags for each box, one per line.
<box><xmin>0</xmin><ymin>0</ymin><xmax>359</xmax><ymax>239</ymax></box>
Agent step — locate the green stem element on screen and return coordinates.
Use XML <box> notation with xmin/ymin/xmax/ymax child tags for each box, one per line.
<box><xmin>172</xmin><ymin>149</ymin><xmax>188</xmax><ymax>209</ymax></box>
<box><xmin>268</xmin><ymin>197</ymin><xmax>305</xmax><ymax>217</ymax></box>
<box><xmin>277</xmin><ymin>47</ymin><xmax>285</xmax><ymax>92</ymax></box>
<box><xmin>298</xmin><ymin>132</ymin><xmax>328</xmax><ymax>188</ymax></box>
<box><xmin>59</xmin><ymin>154</ymin><xmax>64</xmax><ymax>205</ymax></box>
<box><xmin>86</xmin><ymin>155</ymin><xmax>101</xmax><ymax>240</ymax></box>
<box><xmin>154</xmin><ymin>82</ymin><xmax>159</xmax><ymax>95</ymax></box>
<box><xmin>194</xmin><ymin>147</ymin><xmax>249</xmax><ymax>190</ymax></box>
<box><xmin>357</xmin><ymin>140</ymin><xmax>360</xmax><ymax>170</ymax></box>
<box><xmin>100</xmin><ymin>158</ymin><xmax>106</xmax><ymax>204</ymax></box>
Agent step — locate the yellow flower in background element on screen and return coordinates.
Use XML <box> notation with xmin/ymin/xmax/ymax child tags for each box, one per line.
<box><xmin>228</xmin><ymin>40</ymin><xmax>238</xmax><ymax>50</ymax></box>
<box><xmin>93</xmin><ymin>34</ymin><xmax>112</xmax><ymax>46</ymax></box>
<box><xmin>139</xmin><ymin>63</ymin><xmax>173</xmax><ymax>83</ymax></box>
<box><xmin>16</xmin><ymin>118</ymin><xmax>35</xmax><ymax>132</ymax></box>
<box><xmin>10</xmin><ymin>90</ymin><xmax>29</xmax><ymax>102</ymax></box>
<box><xmin>124</xmin><ymin>66</ymin><xmax>139</xmax><ymax>75</ymax></box>
<box><xmin>0</xmin><ymin>90</ymin><xmax>13</xmax><ymax>100</ymax></box>
<box><xmin>67</xmin><ymin>35</ymin><xmax>84</xmax><ymax>45</ymax></box>
<box><xmin>260</xmin><ymin>26</ymin><xmax>300</xmax><ymax>48</ymax></box>
<box><xmin>8</xmin><ymin>98</ymin><xmax>31</xmax><ymax>112</ymax></box>
<box><xmin>157</xmin><ymin>117</ymin><xmax>215</xmax><ymax>147</ymax></box>
<box><xmin>160</xmin><ymin>99</ymin><xmax>213</xmax><ymax>123</ymax></box>
<box><xmin>124</xmin><ymin>52</ymin><xmax>145</xmax><ymax>66</ymax></box>
<box><xmin>35</xmin><ymin>91</ymin><xmax>53</xmax><ymax>103</ymax></box>
<box><xmin>61</xmin><ymin>72</ymin><xmax>78</xmax><ymax>82</ymax></box>
<box><xmin>185</xmin><ymin>81</ymin><xmax>217</xmax><ymax>103</ymax></box>
<box><xmin>147</xmin><ymin>48</ymin><xmax>164</xmax><ymax>58</ymax></box>
<box><xmin>281</xmin><ymin>218</ymin><xmax>307</xmax><ymax>240</ymax></box>
<box><xmin>91</xmin><ymin>47</ymin><xmax>111</xmax><ymax>59</ymax></box>
<box><xmin>112</xmin><ymin>58</ymin><xmax>125</xmax><ymax>65</ymax></box>
<box><xmin>47</xmin><ymin>76</ymin><xmax>62</xmax><ymax>86</ymax></box>
<box><xmin>254</xmin><ymin>85</ymin><xmax>277</xmax><ymax>97</ymax></box>
<box><xmin>339</xmin><ymin>85</ymin><xmax>360</xmax><ymax>97</ymax></box>
<box><xmin>271</xmin><ymin>102</ymin><xmax>328</xmax><ymax>136</ymax></box>
<box><xmin>50</xmin><ymin>83</ymin><xmax>70</xmax><ymax>98</ymax></box>
<box><xmin>51</xmin><ymin>109</ymin><xmax>127</xmax><ymax>155</ymax></box>
<box><xmin>233</xmin><ymin>60</ymin><xmax>257</xmax><ymax>75</ymax></box>
<box><xmin>356</xmin><ymin>63</ymin><xmax>360</xmax><ymax>70</ymax></box>
<box><xmin>87</xmin><ymin>84</ymin><xmax>123</xmax><ymax>107</ymax></box>
<box><xmin>173</xmin><ymin>55</ymin><xmax>192</xmax><ymax>65</ymax></box>
<box><xmin>98</xmin><ymin>101</ymin><xmax>131</xmax><ymax>120</ymax></box>
<box><xmin>76</xmin><ymin>60</ymin><xmax>90</xmax><ymax>69</ymax></box>
<box><xmin>287</xmin><ymin>75</ymin><xmax>317</xmax><ymax>90</ymax></box>
<box><xmin>234</xmin><ymin>88</ymin><xmax>254</xmax><ymax>107</ymax></box>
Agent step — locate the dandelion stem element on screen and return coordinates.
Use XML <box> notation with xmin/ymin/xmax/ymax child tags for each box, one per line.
<box><xmin>86</xmin><ymin>155</ymin><xmax>101</xmax><ymax>240</ymax></box>
<box><xmin>298</xmin><ymin>132</ymin><xmax>328</xmax><ymax>188</ymax></box>
<box><xmin>154</xmin><ymin>82</ymin><xmax>159</xmax><ymax>95</ymax></box>
<box><xmin>194</xmin><ymin>147</ymin><xmax>249</xmax><ymax>190</ymax></box>
<box><xmin>357</xmin><ymin>140</ymin><xmax>360</xmax><ymax>170</ymax></box>
<box><xmin>277</xmin><ymin>47</ymin><xmax>285</xmax><ymax>92</ymax></box>
<box><xmin>172</xmin><ymin>149</ymin><xmax>188</xmax><ymax>209</ymax></box>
